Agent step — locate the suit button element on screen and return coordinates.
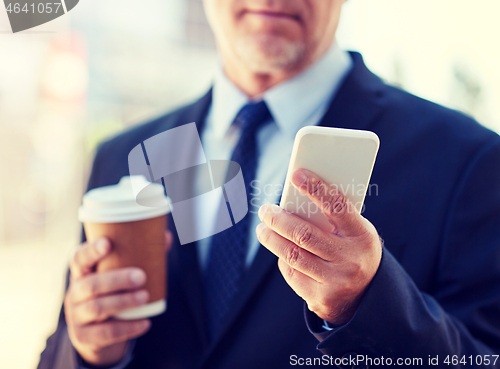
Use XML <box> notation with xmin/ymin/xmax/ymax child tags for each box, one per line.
<box><xmin>338</xmin><ymin>352</ymin><xmax>358</xmax><ymax>369</ymax></box>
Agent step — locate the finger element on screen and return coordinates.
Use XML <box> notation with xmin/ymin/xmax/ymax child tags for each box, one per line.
<box><xmin>291</xmin><ymin>169</ymin><xmax>366</xmax><ymax>237</ymax></box>
<box><xmin>70</xmin><ymin>268</ymin><xmax>147</xmax><ymax>304</ymax></box>
<box><xmin>70</xmin><ymin>238</ymin><xmax>111</xmax><ymax>279</ymax></box>
<box><xmin>75</xmin><ymin>319</ymin><xmax>151</xmax><ymax>348</ymax></box>
<box><xmin>165</xmin><ymin>230</ymin><xmax>173</xmax><ymax>252</ymax></box>
<box><xmin>256</xmin><ymin>223</ymin><xmax>329</xmax><ymax>282</ymax></box>
<box><xmin>279</xmin><ymin>258</ymin><xmax>354</xmax><ymax>324</ymax></box>
<box><xmin>277</xmin><ymin>258</ymin><xmax>318</xmax><ymax>305</ymax></box>
<box><xmin>258</xmin><ymin>203</ymin><xmax>340</xmax><ymax>261</ymax></box>
<box><xmin>72</xmin><ymin>290</ymin><xmax>149</xmax><ymax>325</ymax></box>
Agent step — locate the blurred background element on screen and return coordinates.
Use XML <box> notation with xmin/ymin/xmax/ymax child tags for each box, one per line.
<box><xmin>0</xmin><ymin>0</ymin><xmax>499</xmax><ymax>367</ymax></box>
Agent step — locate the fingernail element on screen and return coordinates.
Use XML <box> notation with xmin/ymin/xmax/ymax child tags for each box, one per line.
<box><xmin>130</xmin><ymin>270</ymin><xmax>146</xmax><ymax>286</ymax></box>
<box><xmin>258</xmin><ymin>204</ymin><xmax>268</xmax><ymax>219</ymax></box>
<box><xmin>270</xmin><ymin>204</ymin><xmax>282</xmax><ymax>213</ymax></box>
<box><xmin>165</xmin><ymin>231</ymin><xmax>173</xmax><ymax>244</ymax></box>
<box><xmin>140</xmin><ymin>320</ymin><xmax>151</xmax><ymax>330</ymax></box>
<box><xmin>96</xmin><ymin>239</ymin><xmax>109</xmax><ymax>255</ymax></box>
<box><xmin>292</xmin><ymin>169</ymin><xmax>308</xmax><ymax>189</ymax></box>
<box><xmin>256</xmin><ymin>223</ymin><xmax>266</xmax><ymax>236</ymax></box>
<box><xmin>134</xmin><ymin>290</ymin><xmax>149</xmax><ymax>303</ymax></box>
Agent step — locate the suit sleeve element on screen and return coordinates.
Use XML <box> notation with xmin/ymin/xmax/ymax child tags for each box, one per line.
<box><xmin>37</xmin><ymin>144</ymin><xmax>110</xmax><ymax>369</ymax></box>
<box><xmin>37</xmin><ymin>270</ymin><xmax>80</xmax><ymax>369</ymax></box>
<box><xmin>305</xmin><ymin>137</ymin><xmax>500</xmax><ymax>366</ymax></box>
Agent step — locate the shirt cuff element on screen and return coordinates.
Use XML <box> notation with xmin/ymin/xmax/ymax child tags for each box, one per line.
<box><xmin>79</xmin><ymin>340</ymin><xmax>135</xmax><ymax>369</ymax></box>
<box><xmin>321</xmin><ymin>320</ymin><xmax>341</xmax><ymax>331</ymax></box>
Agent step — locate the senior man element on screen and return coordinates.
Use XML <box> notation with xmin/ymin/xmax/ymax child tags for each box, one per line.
<box><xmin>39</xmin><ymin>0</ymin><xmax>500</xmax><ymax>368</ymax></box>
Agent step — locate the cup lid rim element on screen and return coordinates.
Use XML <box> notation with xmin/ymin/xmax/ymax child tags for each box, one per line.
<box><xmin>78</xmin><ymin>176</ymin><xmax>171</xmax><ymax>223</ymax></box>
<box><xmin>78</xmin><ymin>199</ymin><xmax>171</xmax><ymax>223</ymax></box>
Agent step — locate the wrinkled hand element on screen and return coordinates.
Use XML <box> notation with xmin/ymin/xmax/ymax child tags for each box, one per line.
<box><xmin>64</xmin><ymin>232</ymin><xmax>172</xmax><ymax>366</ymax></box>
<box><xmin>256</xmin><ymin>169</ymin><xmax>382</xmax><ymax>325</ymax></box>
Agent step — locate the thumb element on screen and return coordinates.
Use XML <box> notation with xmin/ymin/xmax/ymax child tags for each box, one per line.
<box><xmin>291</xmin><ymin>168</ymin><xmax>365</xmax><ymax>237</ymax></box>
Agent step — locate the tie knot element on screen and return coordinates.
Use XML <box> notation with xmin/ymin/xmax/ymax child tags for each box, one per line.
<box><xmin>233</xmin><ymin>100</ymin><xmax>272</xmax><ymax>133</ymax></box>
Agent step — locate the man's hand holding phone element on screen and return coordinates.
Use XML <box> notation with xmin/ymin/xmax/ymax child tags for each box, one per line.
<box><xmin>256</xmin><ymin>169</ymin><xmax>382</xmax><ymax>325</ymax></box>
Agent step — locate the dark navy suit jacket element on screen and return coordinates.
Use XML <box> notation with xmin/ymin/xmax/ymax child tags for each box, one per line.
<box><xmin>38</xmin><ymin>53</ymin><xmax>500</xmax><ymax>369</ymax></box>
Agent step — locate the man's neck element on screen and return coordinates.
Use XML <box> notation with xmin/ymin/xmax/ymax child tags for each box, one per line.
<box><xmin>220</xmin><ymin>41</ymin><xmax>337</xmax><ymax>98</ymax></box>
<box><xmin>222</xmin><ymin>64</ymin><xmax>304</xmax><ymax>99</ymax></box>
<box><xmin>218</xmin><ymin>37</ymin><xmax>341</xmax><ymax>98</ymax></box>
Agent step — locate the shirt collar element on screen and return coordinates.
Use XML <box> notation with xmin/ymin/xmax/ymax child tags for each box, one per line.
<box><xmin>210</xmin><ymin>42</ymin><xmax>352</xmax><ymax>139</ymax></box>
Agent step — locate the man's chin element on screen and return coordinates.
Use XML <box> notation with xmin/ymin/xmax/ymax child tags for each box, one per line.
<box><xmin>234</xmin><ymin>34</ymin><xmax>306</xmax><ymax>74</ymax></box>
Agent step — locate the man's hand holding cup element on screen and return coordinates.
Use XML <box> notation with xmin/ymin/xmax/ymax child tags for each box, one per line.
<box><xmin>65</xmin><ymin>238</ymin><xmax>153</xmax><ymax>366</ymax></box>
<box><xmin>67</xmin><ymin>176</ymin><xmax>172</xmax><ymax>366</ymax></box>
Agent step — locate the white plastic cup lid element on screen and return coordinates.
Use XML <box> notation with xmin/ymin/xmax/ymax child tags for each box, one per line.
<box><xmin>78</xmin><ymin>175</ymin><xmax>171</xmax><ymax>224</ymax></box>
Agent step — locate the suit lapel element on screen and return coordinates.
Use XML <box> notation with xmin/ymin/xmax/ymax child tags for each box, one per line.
<box><xmin>169</xmin><ymin>220</ymin><xmax>210</xmax><ymax>348</ymax></box>
<box><xmin>203</xmin><ymin>52</ymin><xmax>387</xmax><ymax>354</ymax></box>
<box><xmin>163</xmin><ymin>89</ymin><xmax>213</xmax><ymax>348</ymax></box>
<box><xmin>318</xmin><ymin>52</ymin><xmax>385</xmax><ymax>132</ymax></box>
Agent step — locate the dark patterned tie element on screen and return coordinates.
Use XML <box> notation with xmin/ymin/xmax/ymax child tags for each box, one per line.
<box><xmin>204</xmin><ymin>101</ymin><xmax>272</xmax><ymax>340</ymax></box>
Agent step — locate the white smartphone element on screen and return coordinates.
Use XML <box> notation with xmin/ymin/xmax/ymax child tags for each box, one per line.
<box><xmin>279</xmin><ymin>126</ymin><xmax>380</xmax><ymax>233</ymax></box>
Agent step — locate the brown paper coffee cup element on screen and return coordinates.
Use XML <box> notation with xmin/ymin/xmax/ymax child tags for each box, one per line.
<box><xmin>78</xmin><ymin>176</ymin><xmax>171</xmax><ymax>320</ymax></box>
